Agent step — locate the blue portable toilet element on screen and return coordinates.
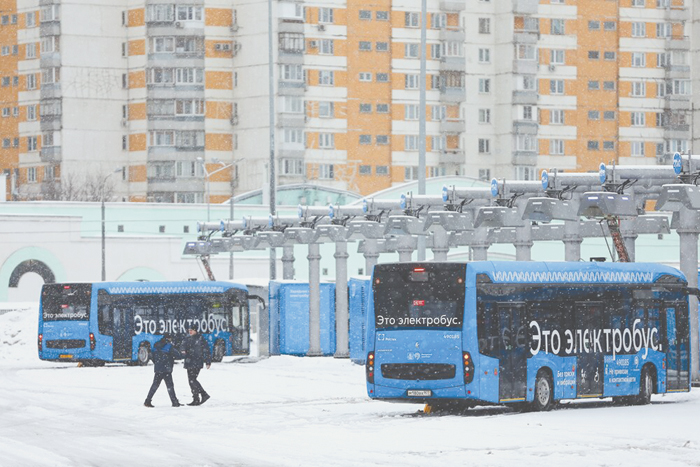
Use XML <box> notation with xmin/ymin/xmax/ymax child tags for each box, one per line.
<box><xmin>348</xmin><ymin>276</ymin><xmax>371</xmax><ymax>364</ymax></box>
<box><xmin>269</xmin><ymin>281</ymin><xmax>336</xmax><ymax>356</ymax></box>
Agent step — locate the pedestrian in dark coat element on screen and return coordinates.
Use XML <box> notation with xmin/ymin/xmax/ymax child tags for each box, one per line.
<box><xmin>183</xmin><ymin>324</ymin><xmax>212</xmax><ymax>406</ymax></box>
<box><xmin>144</xmin><ymin>334</ymin><xmax>182</xmax><ymax>407</ymax></box>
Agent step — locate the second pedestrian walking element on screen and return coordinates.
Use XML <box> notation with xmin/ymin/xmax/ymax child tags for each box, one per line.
<box><xmin>183</xmin><ymin>324</ymin><xmax>212</xmax><ymax>406</ymax></box>
<box><xmin>144</xmin><ymin>333</ymin><xmax>182</xmax><ymax>408</ymax></box>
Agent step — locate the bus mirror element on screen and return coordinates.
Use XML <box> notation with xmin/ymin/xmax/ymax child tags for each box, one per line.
<box><xmin>248</xmin><ymin>294</ymin><xmax>266</xmax><ymax>310</ymax></box>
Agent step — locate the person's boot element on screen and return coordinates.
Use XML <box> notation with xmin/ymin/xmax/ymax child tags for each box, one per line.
<box><xmin>187</xmin><ymin>395</ymin><xmax>200</xmax><ymax>406</ymax></box>
<box><xmin>144</xmin><ymin>400</ymin><xmax>154</xmax><ymax>408</ymax></box>
<box><xmin>199</xmin><ymin>393</ymin><xmax>210</xmax><ymax>405</ymax></box>
<box><xmin>172</xmin><ymin>401</ymin><xmax>182</xmax><ymax>407</ymax></box>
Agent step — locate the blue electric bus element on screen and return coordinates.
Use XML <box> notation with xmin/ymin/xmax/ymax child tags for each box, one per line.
<box><xmin>38</xmin><ymin>281</ymin><xmax>264</xmax><ymax>366</ymax></box>
<box><xmin>366</xmin><ymin>261</ymin><xmax>693</xmax><ymax>411</ymax></box>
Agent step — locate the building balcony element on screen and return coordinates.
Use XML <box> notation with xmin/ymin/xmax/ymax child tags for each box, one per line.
<box><xmin>439</xmin><ymin>1</ymin><xmax>466</xmax><ymax>11</ymax></box>
<box><xmin>40</xmin><ymin>84</ymin><xmax>61</xmax><ymax>100</ymax></box>
<box><xmin>513</xmin><ymin>60</ymin><xmax>538</xmax><ymax>75</ymax></box>
<box><xmin>513</xmin><ymin>30</ymin><xmax>539</xmax><ymax>44</ymax></box>
<box><xmin>666</xmin><ymin>36</ymin><xmax>690</xmax><ymax>51</ymax></box>
<box><xmin>512</xmin><ymin>90</ymin><xmax>538</xmax><ymax>105</ymax></box>
<box><xmin>664</xmin><ymin>125</ymin><xmax>690</xmax><ymax>140</ymax></box>
<box><xmin>439</xmin><ymin>56</ymin><xmax>465</xmax><ymax>72</ymax></box>
<box><xmin>278</xmin><ymin>80</ymin><xmax>306</xmax><ymax>96</ymax></box>
<box><xmin>439</xmin><ymin>27</ymin><xmax>465</xmax><ymax>42</ymax></box>
<box><xmin>512</xmin><ymin>151</ymin><xmax>537</xmax><ymax>165</ymax></box>
<box><xmin>277</xmin><ymin>113</ymin><xmax>306</xmax><ymax>128</ymax></box>
<box><xmin>667</xmin><ymin>6</ymin><xmax>690</xmax><ymax>22</ymax></box>
<box><xmin>40</xmin><ymin>118</ymin><xmax>62</xmax><ymax>132</ymax></box>
<box><xmin>40</xmin><ymin>22</ymin><xmax>60</xmax><ymax>36</ymax></box>
<box><xmin>278</xmin><ymin>20</ymin><xmax>304</xmax><ymax>34</ymax></box>
<box><xmin>665</xmin><ymin>94</ymin><xmax>691</xmax><ymax>111</ymax></box>
<box><xmin>513</xmin><ymin>120</ymin><xmax>538</xmax><ymax>134</ymax></box>
<box><xmin>439</xmin><ymin>149</ymin><xmax>465</xmax><ymax>164</ymax></box>
<box><xmin>439</xmin><ymin>118</ymin><xmax>465</xmax><ymax>134</ymax></box>
<box><xmin>513</xmin><ymin>0</ymin><xmax>539</xmax><ymax>14</ymax></box>
<box><xmin>40</xmin><ymin>146</ymin><xmax>61</xmax><ymax>163</ymax></box>
<box><xmin>439</xmin><ymin>87</ymin><xmax>465</xmax><ymax>103</ymax></box>
<box><xmin>278</xmin><ymin>50</ymin><xmax>304</xmax><ymax>64</ymax></box>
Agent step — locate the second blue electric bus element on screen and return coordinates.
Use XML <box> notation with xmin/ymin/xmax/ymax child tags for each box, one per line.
<box><xmin>39</xmin><ymin>281</ymin><xmax>263</xmax><ymax>366</ymax></box>
<box><xmin>366</xmin><ymin>261</ymin><xmax>693</xmax><ymax>411</ymax></box>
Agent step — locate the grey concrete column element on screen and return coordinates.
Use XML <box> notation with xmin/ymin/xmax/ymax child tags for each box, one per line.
<box><xmin>563</xmin><ymin>220</ymin><xmax>582</xmax><ymax>261</ymax></box>
<box><xmin>363</xmin><ymin>238</ymin><xmax>380</xmax><ymax>276</ymax></box>
<box><xmin>678</xmin><ymin>207</ymin><xmax>700</xmax><ymax>382</ymax></box>
<box><xmin>431</xmin><ymin>229</ymin><xmax>449</xmax><ymax>262</ymax></box>
<box><xmin>308</xmin><ymin>242</ymin><xmax>322</xmax><ymax>356</ymax></box>
<box><xmin>334</xmin><ymin>241</ymin><xmax>349</xmax><ymax>358</ymax></box>
<box><xmin>395</xmin><ymin>235</ymin><xmax>416</xmax><ymax>262</ymax></box>
<box><xmin>514</xmin><ymin>224</ymin><xmax>533</xmax><ymax>261</ymax></box>
<box><xmin>621</xmin><ymin>233</ymin><xmax>638</xmax><ymax>262</ymax></box>
<box><xmin>471</xmin><ymin>228</ymin><xmax>489</xmax><ymax>261</ymax></box>
<box><xmin>281</xmin><ymin>244</ymin><xmax>295</xmax><ymax>279</ymax></box>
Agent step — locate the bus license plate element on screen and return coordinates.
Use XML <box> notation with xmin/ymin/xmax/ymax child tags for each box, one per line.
<box><xmin>407</xmin><ymin>390</ymin><xmax>432</xmax><ymax>397</ymax></box>
<box><xmin>59</xmin><ymin>354</ymin><xmax>72</xmax><ymax>359</ymax></box>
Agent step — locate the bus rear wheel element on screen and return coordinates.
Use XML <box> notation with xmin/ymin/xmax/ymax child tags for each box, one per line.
<box><xmin>137</xmin><ymin>342</ymin><xmax>151</xmax><ymax>366</ymax></box>
<box><xmin>212</xmin><ymin>340</ymin><xmax>226</xmax><ymax>363</ymax></box>
<box><xmin>636</xmin><ymin>368</ymin><xmax>653</xmax><ymax>405</ymax></box>
<box><xmin>533</xmin><ymin>372</ymin><xmax>554</xmax><ymax>412</ymax></box>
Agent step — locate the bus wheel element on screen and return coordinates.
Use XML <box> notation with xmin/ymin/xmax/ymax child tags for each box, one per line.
<box><xmin>212</xmin><ymin>340</ymin><xmax>226</xmax><ymax>363</ymax></box>
<box><xmin>637</xmin><ymin>368</ymin><xmax>653</xmax><ymax>405</ymax></box>
<box><xmin>533</xmin><ymin>372</ymin><xmax>554</xmax><ymax>411</ymax></box>
<box><xmin>137</xmin><ymin>342</ymin><xmax>151</xmax><ymax>366</ymax></box>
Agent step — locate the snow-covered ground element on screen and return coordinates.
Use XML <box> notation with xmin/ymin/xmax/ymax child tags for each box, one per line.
<box><xmin>2</xmin><ymin>305</ymin><xmax>700</xmax><ymax>467</ymax></box>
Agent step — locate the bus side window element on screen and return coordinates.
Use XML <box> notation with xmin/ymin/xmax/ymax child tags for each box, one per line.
<box><xmin>231</xmin><ymin>302</ymin><xmax>242</xmax><ymax>329</ymax></box>
<box><xmin>98</xmin><ymin>305</ymin><xmax>113</xmax><ymax>336</ymax></box>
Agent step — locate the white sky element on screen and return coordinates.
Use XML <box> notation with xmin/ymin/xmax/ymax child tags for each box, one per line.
<box><xmin>2</xmin><ymin>305</ymin><xmax>700</xmax><ymax>467</ymax></box>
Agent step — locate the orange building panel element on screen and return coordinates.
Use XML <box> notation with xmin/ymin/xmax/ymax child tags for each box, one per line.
<box><xmin>205</xmin><ymin>71</ymin><xmax>232</xmax><ymax>89</ymax></box>
<box><xmin>205</xmin><ymin>8</ymin><xmax>233</xmax><ymax>27</ymax></box>
<box><xmin>129</xmin><ymin>134</ymin><xmax>147</xmax><ymax>152</ymax></box>
<box><xmin>205</xmin><ymin>133</ymin><xmax>232</xmax><ymax>151</ymax></box>
<box><xmin>128</xmin><ymin>9</ymin><xmax>145</xmax><ymax>27</ymax></box>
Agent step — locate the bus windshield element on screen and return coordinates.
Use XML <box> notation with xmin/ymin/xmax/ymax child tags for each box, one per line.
<box><xmin>373</xmin><ymin>263</ymin><xmax>466</xmax><ymax>329</ymax></box>
<box><xmin>41</xmin><ymin>284</ymin><xmax>91</xmax><ymax>321</ymax></box>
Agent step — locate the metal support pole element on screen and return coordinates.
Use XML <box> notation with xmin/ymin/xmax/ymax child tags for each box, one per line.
<box><xmin>334</xmin><ymin>241</ymin><xmax>349</xmax><ymax>358</ymax></box>
<box><xmin>563</xmin><ymin>220</ymin><xmax>582</xmax><ymax>261</ymax></box>
<box><xmin>101</xmin><ymin>198</ymin><xmax>106</xmax><ymax>281</ymax></box>
<box><xmin>281</xmin><ymin>244</ymin><xmax>295</xmax><ymax>279</ymax></box>
<box><xmin>307</xmin><ymin>242</ymin><xmax>322</xmax><ymax>356</ymax></box>
<box><xmin>229</xmin><ymin>187</ymin><xmax>234</xmax><ymax>280</ymax></box>
<box><xmin>268</xmin><ymin>0</ymin><xmax>277</xmax><ymax>281</ymax></box>
<box><xmin>417</xmin><ymin>0</ymin><xmax>427</xmax><ymax>261</ymax></box>
<box><xmin>431</xmin><ymin>229</ymin><xmax>450</xmax><ymax>262</ymax></box>
<box><xmin>514</xmin><ymin>224</ymin><xmax>533</xmax><ymax>261</ymax></box>
<box><xmin>363</xmin><ymin>238</ymin><xmax>380</xmax><ymax>276</ymax></box>
<box><xmin>678</xmin><ymin>207</ymin><xmax>700</xmax><ymax>383</ymax></box>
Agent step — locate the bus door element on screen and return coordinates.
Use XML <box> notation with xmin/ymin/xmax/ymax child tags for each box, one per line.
<box><xmin>496</xmin><ymin>303</ymin><xmax>528</xmax><ymax>402</ymax></box>
<box><xmin>575</xmin><ymin>302</ymin><xmax>604</xmax><ymax>397</ymax></box>
<box><xmin>112</xmin><ymin>306</ymin><xmax>134</xmax><ymax>360</ymax></box>
<box><xmin>664</xmin><ymin>304</ymin><xmax>690</xmax><ymax>391</ymax></box>
<box><xmin>229</xmin><ymin>297</ymin><xmax>250</xmax><ymax>355</ymax></box>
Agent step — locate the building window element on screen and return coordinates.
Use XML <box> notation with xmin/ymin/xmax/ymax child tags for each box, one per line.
<box><xmin>375</xmin><ymin>42</ymin><xmax>389</xmax><ymax>52</ymax></box>
<box><xmin>478</xmin><ymin>78</ymin><xmax>491</xmax><ymax>93</ymax></box>
<box><xmin>478</xmin><ymin>48</ymin><xmax>491</xmax><ymax>63</ymax></box>
<box><xmin>404</xmin><ymin>135</ymin><xmax>419</xmax><ymax>151</ymax></box>
<box><xmin>176</xmin><ymin>5</ymin><xmax>203</xmax><ymax>21</ymax></box>
<box><xmin>27</xmin><ymin>105</ymin><xmax>36</xmax><ymax>121</ymax></box>
<box><xmin>522</xmin><ymin>106</ymin><xmax>533</xmax><ymax>120</ymax></box>
<box><xmin>478</xmin><ymin>169</ymin><xmax>491</xmax><ymax>181</ymax></box>
<box><xmin>376</xmin><ymin>11</ymin><xmax>389</xmax><ymax>21</ymax></box>
<box><xmin>478</xmin><ymin>18</ymin><xmax>491</xmax><ymax>34</ymax></box>
<box><xmin>26</xmin><ymin>11</ymin><xmax>36</xmax><ymax>27</ymax></box>
<box><xmin>515</xmin><ymin>166</ymin><xmax>536</xmax><ymax>181</ymax></box>
<box><xmin>550</xmin><ymin>139</ymin><xmax>564</xmax><ymax>155</ymax></box>
<box><xmin>27</xmin><ymin>136</ymin><xmax>38</xmax><ymax>151</ymax></box>
<box><xmin>432</xmin><ymin>135</ymin><xmax>445</xmax><ymax>151</ymax></box>
<box><xmin>319</xmin><ymin>70</ymin><xmax>334</xmax><ymax>86</ymax></box>
<box><xmin>478</xmin><ymin>109</ymin><xmax>491</xmax><ymax>124</ymax></box>
<box><xmin>631</xmin><ymin>52</ymin><xmax>646</xmax><ymax>67</ymax></box>
<box><xmin>319</xmin><ymin>7</ymin><xmax>333</xmax><ymax>23</ymax></box>
<box><xmin>27</xmin><ymin>167</ymin><xmax>37</xmax><ymax>183</ymax></box>
<box><xmin>631</xmin><ymin>141</ymin><xmax>645</xmax><ymax>157</ymax></box>
<box><xmin>588</xmin><ymin>21</ymin><xmax>600</xmax><ymax>31</ymax></box>
<box><xmin>376</xmin><ymin>165</ymin><xmax>389</xmax><ymax>176</ymax></box>
<box><xmin>376</xmin><ymin>73</ymin><xmax>389</xmax><ymax>83</ymax></box>
<box><xmin>405</xmin><ymin>74</ymin><xmax>419</xmax><ymax>89</ymax></box>
<box><xmin>604</xmin><ymin>21</ymin><xmax>616</xmax><ymax>31</ymax></box>
<box><xmin>588</xmin><ymin>51</ymin><xmax>600</xmax><ymax>60</ymax></box>
<box><xmin>603</xmin><ymin>81</ymin><xmax>615</xmax><ymax>91</ymax></box>
<box><xmin>587</xmin><ymin>140</ymin><xmax>600</xmax><ymax>151</ymax></box>
<box><xmin>359</xmin><ymin>135</ymin><xmax>372</xmax><ymax>145</ymax></box>
<box><xmin>359</xmin><ymin>72</ymin><xmax>372</xmax><ymax>82</ymax></box>
<box><xmin>603</xmin><ymin>111</ymin><xmax>616</xmax><ymax>120</ymax></box>
<box><xmin>516</xmin><ymin>134</ymin><xmax>536</xmax><ymax>151</ymax></box>
<box><xmin>359</xmin><ymin>10</ymin><xmax>371</xmax><ymax>20</ymax></box>
<box><xmin>588</xmin><ymin>110</ymin><xmax>600</xmax><ymax>120</ymax></box>
<box><xmin>550</xmin><ymin>79</ymin><xmax>564</xmax><ymax>94</ymax></box>
<box><xmin>604</xmin><ymin>51</ymin><xmax>616</xmax><ymax>61</ymax></box>
<box><xmin>376</xmin><ymin>104</ymin><xmax>389</xmax><ymax>113</ymax></box>
<box><xmin>657</xmin><ymin>23</ymin><xmax>671</xmax><ymax>38</ymax></box>
<box><xmin>319</xmin><ymin>133</ymin><xmax>335</xmax><ymax>149</ymax></box>
<box><xmin>320</xmin><ymin>39</ymin><xmax>334</xmax><ymax>55</ymax></box>
<box><xmin>281</xmin><ymin>64</ymin><xmax>303</xmax><ymax>81</ymax></box>
<box><xmin>359</xmin><ymin>41</ymin><xmax>371</xmax><ymax>52</ymax></box>
<box><xmin>405</xmin><ymin>166</ymin><xmax>418</xmax><ymax>180</ymax></box>
<box><xmin>405</xmin><ymin>12</ymin><xmax>420</xmax><ymax>28</ymax></box>
<box><xmin>478</xmin><ymin>138</ymin><xmax>490</xmax><ymax>154</ymax></box>
<box><xmin>588</xmin><ymin>80</ymin><xmax>600</xmax><ymax>90</ymax></box>
<box><xmin>279</xmin><ymin>33</ymin><xmax>304</xmax><ymax>53</ymax></box>
<box><xmin>631</xmin><ymin>112</ymin><xmax>646</xmax><ymax>126</ymax></box>
<box><xmin>376</xmin><ymin>135</ymin><xmax>389</xmax><ymax>145</ymax></box>
<box><xmin>550</xmin><ymin>109</ymin><xmax>564</xmax><ymax>125</ymax></box>
<box><xmin>359</xmin><ymin>165</ymin><xmax>372</xmax><ymax>175</ymax></box>
<box><xmin>319</xmin><ymin>101</ymin><xmax>334</xmax><ymax>118</ymax></box>
<box><xmin>282</xmin><ymin>159</ymin><xmax>304</xmax><ymax>176</ymax></box>
<box><xmin>404</xmin><ymin>104</ymin><xmax>418</xmax><ymax>120</ymax></box>
<box><xmin>632</xmin><ymin>22</ymin><xmax>646</xmax><ymax>37</ymax></box>
<box><xmin>405</xmin><ymin>43</ymin><xmax>419</xmax><ymax>58</ymax></box>
<box><xmin>284</xmin><ymin>129</ymin><xmax>304</xmax><ymax>145</ymax></box>
<box><xmin>631</xmin><ymin>81</ymin><xmax>646</xmax><ymax>97</ymax></box>
<box><xmin>551</xmin><ymin>49</ymin><xmax>565</xmax><ymax>64</ymax></box>
<box><xmin>632</xmin><ymin>0</ymin><xmax>645</xmax><ymax>6</ymax></box>
<box><xmin>603</xmin><ymin>141</ymin><xmax>615</xmax><ymax>151</ymax></box>
<box><xmin>431</xmin><ymin>13</ymin><xmax>446</xmax><ymax>29</ymax></box>
<box><xmin>516</xmin><ymin>44</ymin><xmax>536</xmax><ymax>61</ymax></box>
<box><xmin>318</xmin><ymin>164</ymin><xmax>334</xmax><ymax>179</ymax></box>
<box><xmin>551</xmin><ymin>19</ymin><xmax>565</xmax><ymax>35</ymax></box>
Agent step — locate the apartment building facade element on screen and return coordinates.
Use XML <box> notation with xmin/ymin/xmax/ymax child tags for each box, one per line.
<box><xmin>0</xmin><ymin>0</ymin><xmax>696</xmax><ymax>202</ymax></box>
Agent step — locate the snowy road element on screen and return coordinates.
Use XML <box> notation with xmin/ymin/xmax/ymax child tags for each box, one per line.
<box><xmin>2</xmin><ymin>308</ymin><xmax>700</xmax><ymax>467</ymax></box>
